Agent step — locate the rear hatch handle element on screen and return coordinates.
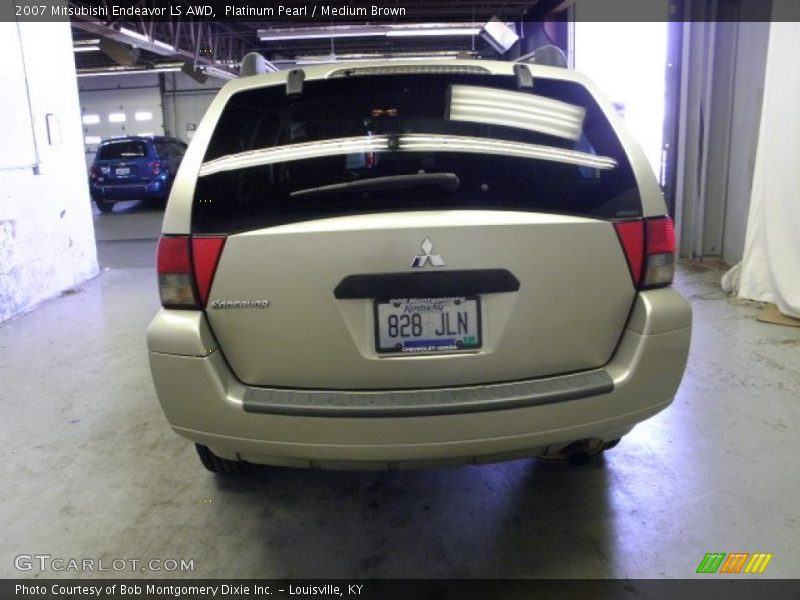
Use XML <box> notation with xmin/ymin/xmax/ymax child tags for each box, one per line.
<box><xmin>334</xmin><ymin>269</ymin><xmax>520</xmax><ymax>299</ymax></box>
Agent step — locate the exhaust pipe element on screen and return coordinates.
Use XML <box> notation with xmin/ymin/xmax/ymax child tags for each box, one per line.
<box><xmin>538</xmin><ymin>438</ymin><xmax>609</xmax><ymax>466</ymax></box>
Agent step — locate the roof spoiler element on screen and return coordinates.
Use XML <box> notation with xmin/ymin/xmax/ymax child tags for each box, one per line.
<box><xmin>515</xmin><ymin>45</ymin><xmax>569</xmax><ymax>69</ymax></box>
<box><xmin>240</xmin><ymin>52</ymin><xmax>278</xmax><ymax>77</ymax></box>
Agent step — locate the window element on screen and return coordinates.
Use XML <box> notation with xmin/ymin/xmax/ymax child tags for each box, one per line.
<box><xmin>135</xmin><ymin>111</ymin><xmax>153</xmax><ymax>121</ymax></box>
<box><xmin>169</xmin><ymin>141</ymin><xmax>186</xmax><ymax>157</ymax></box>
<box><xmin>82</xmin><ymin>114</ymin><xmax>100</xmax><ymax>125</ymax></box>
<box><xmin>84</xmin><ymin>135</ymin><xmax>101</xmax><ymax>145</ymax></box>
<box><xmin>193</xmin><ymin>74</ymin><xmax>641</xmax><ymax>234</ymax></box>
<box><xmin>156</xmin><ymin>140</ymin><xmax>187</xmax><ymax>158</ymax></box>
<box><xmin>96</xmin><ymin>141</ymin><xmax>148</xmax><ymax>160</ymax></box>
<box><xmin>108</xmin><ymin>113</ymin><xmax>126</xmax><ymax>123</ymax></box>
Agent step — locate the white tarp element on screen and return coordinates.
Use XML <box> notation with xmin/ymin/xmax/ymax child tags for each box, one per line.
<box><xmin>723</xmin><ymin>18</ymin><xmax>800</xmax><ymax>319</ymax></box>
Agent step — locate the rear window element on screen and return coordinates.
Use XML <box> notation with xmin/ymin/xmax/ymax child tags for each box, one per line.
<box><xmin>171</xmin><ymin>142</ymin><xmax>187</xmax><ymax>157</ymax></box>
<box><xmin>192</xmin><ymin>74</ymin><xmax>641</xmax><ymax>234</ymax></box>
<box><xmin>155</xmin><ymin>140</ymin><xmax>187</xmax><ymax>158</ymax></box>
<box><xmin>97</xmin><ymin>141</ymin><xmax>148</xmax><ymax>160</ymax></box>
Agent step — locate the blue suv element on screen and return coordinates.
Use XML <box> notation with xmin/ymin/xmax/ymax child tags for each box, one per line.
<box><xmin>89</xmin><ymin>136</ymin><xmax>187</xmax><ymax>213</ymax></box>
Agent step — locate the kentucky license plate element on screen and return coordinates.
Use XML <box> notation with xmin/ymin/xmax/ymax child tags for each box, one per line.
<box><xmin>375</xmin><ymin>296</ymin><xmax>481</xmax><ymax>354</ymax></box>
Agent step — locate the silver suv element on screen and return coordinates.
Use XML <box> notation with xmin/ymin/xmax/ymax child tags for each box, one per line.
<box><xmin>146</xmin><ymin>61</ymin><xmax>691</xmax><ymax>474</ymax></box>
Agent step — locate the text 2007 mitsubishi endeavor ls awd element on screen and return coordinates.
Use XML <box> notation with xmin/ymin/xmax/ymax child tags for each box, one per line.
<box><xmin>146</xmin><ymin>60</ymin><xmax>692</xmax><ymax>474</ymax></box>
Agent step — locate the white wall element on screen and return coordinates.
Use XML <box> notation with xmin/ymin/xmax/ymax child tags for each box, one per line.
<box><xmin>162</xmin><ymin>72</ymin><xmax>223</xmax><ymax>145</ymax></box>
<box><xmin>0</xmin><ymin>22</ymin><xmax>99</xmax><ymax>323</ymax></box>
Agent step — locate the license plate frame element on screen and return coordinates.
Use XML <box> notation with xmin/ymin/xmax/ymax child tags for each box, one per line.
<box><xmin>374</xmin><ymin>296</ymin><xmax>482</xmax><ymax>355</ymax></box>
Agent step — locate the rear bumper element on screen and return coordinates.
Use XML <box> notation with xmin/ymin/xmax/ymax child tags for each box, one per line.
<box><xmin>90</xmin><ymin>179</ymin><xmax>167</xmax><ymax>200</ymax></box>
<box><xmin>146</xmin><ymin>288</ymin><xmax>691</xmax><ymax>469</ymax></box>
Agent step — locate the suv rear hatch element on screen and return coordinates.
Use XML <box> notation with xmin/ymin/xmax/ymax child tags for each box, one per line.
<box><xmin>176</xmin><ymin>71</ymin><xmax>655</xmax><ymax>390</ymax></box>
<box><xmin>93</xmin><ymin>139</ymin><xmax>152</xmax><ymax>184</ymax></box>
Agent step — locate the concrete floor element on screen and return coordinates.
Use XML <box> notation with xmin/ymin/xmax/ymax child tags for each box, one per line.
<box><xmin>1</xmin><ymin>200</ymin><xmax>798</xmax><ymax>579</ymax></box>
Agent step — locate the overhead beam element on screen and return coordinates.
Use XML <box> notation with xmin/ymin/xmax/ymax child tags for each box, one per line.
<box><xmin>72</xmin><ymin>17</ymin><xmax>240</xmax><ymax>78</ymax></box>
<box><xmin>257</xmin><ymin>23</ymin><xmax>483</xmax><ymax>42</ymax></box>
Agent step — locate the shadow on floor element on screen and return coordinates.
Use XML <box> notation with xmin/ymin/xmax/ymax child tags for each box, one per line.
<box><xmin>203</xmin><ymin>456</ymin><xmax>615</xmax><ymax>578</ymax></box>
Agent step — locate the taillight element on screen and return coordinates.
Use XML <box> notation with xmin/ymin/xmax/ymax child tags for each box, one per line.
<box><xmin>156</xmin><ymin>235</ymin><xmax>226</xmax><ymax>309</ymax></box>
<box><xmin>613</xmin><ymin>220</ymin><xmax>645</xmax><ymax>287</ymax></box>
<box><xmin>89</xmin><ymin>165</ymin><xmax>100</xmax><ymax>179</ymax></box>
<box><xmin>614</xmin><ymin>216</ymin><xmax>675</xmax><ymax>290</ymax></box>
<box><xmin>192</xmin><ymin>237</ymin><xmax>226</xmax><ymax>306</ymax></box>
<box><xmin>149</xmin><ymin>161</ymin><xmax>161</xmax><ymax>176</ymax></box>
<box><xmin>642</xmin><ymin>216</ymin><xmax>675</xmax><ymax>288</ymax></box>
<box><xmin>157</xmin><ymin>236</ymin><xmax>195</xmax><ymax>308</ymax></box>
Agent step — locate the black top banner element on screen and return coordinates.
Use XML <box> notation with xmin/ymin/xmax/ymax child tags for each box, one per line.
<box><xmin>3</xmin><ymin>0</ymin><xmax>800</xmax><ymax>23</ymax></box>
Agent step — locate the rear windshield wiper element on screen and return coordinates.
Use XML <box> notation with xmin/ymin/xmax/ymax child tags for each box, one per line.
<box><xmin>290</xmin><ymin>172</ymin><xmax>459</xmax><ymax>199</ymax></box>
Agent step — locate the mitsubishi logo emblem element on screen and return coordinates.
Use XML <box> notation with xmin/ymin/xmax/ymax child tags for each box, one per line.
<box><xmin>410</xmin><ymin>237</ymin><xmax>445</xmax><ymax>268</ymax></box>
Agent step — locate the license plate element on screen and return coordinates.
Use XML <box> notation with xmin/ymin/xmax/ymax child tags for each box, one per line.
<box><xmin>375</xmin><ymin>296</ymin><xmax>481</xmax><ymax>354</ymax></box>
<box><xmin>115</xmin><ymin>167</ymin><xmax>130</xmax><ymax>176</ymax></box>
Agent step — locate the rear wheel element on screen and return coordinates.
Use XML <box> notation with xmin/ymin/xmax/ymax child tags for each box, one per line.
<box><xmin>195</xmin><ymin>443</ymin><xmax>252</xmax><ymax>475</ymax></box>
<box><xmin>148</xmin><ymin>195</ymin><xmax>168</xmax><ymax>209</ymax></box>
<box><xmin>94</xmin><ymin>197</ymin><xmax>115</xmax><ymax>213</ymax></box>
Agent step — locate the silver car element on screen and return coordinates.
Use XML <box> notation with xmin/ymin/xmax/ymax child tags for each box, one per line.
<box><xmin>146</xmin><ymin>60</ymin><xmax>691</xmax><ymax>474</ymax></box>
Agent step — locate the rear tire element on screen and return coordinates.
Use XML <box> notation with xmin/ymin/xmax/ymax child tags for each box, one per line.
<box><xmin>148</xmin><ymin>195</ymin><xmax>168</xmax><ymax>210</ymax></box>
<box><xmin>94</xmin><ymin>198</ymin><xmax>115</xmax><ymax>213</ymax></box>
<box><xmin>195</xmin><ymin>444</ymin><xmax>252</xmax><ymax>475</ymax></box>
